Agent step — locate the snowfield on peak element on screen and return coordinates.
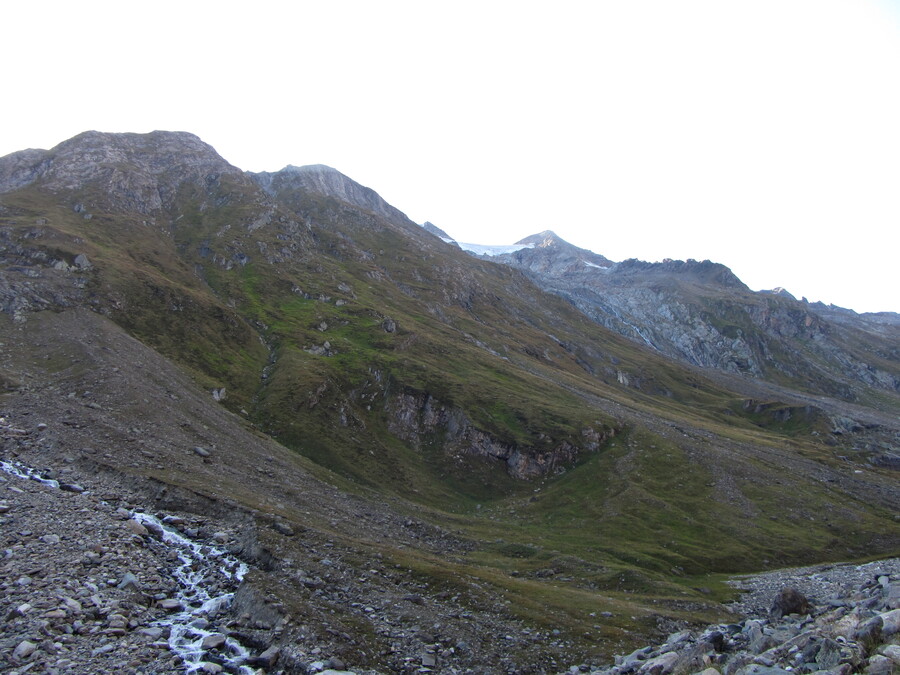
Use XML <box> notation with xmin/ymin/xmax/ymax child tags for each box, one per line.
<box><xmin>457</xmin><ymin>242</ymin><xmax>535</xmax><ymax>256</ymax></box>
<box><xmin>583</xmin><ymin>260</ymin><xmax>611</xmax><ymax>270</ymax></box>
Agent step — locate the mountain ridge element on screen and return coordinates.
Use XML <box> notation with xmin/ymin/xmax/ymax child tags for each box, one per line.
<box><xmin>0</xmin><ymin>130</ymin><xmax>897</xmax><ymax>672</ymax></box>
<box><xmin>252</xmin><ymin>163</ymin><xmax>414</xmax><ymax>229</ymax></box>
<box><xmin>449</xmin><ymin>228</ymin><xmax>899</xmax><ymax>404</ymax></box>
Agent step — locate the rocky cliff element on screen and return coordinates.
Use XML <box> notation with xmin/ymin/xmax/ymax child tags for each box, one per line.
<box><xmin>479</xmin><ymin>231</ymin><xmax>900</xmax><ymax>406</ymax></box>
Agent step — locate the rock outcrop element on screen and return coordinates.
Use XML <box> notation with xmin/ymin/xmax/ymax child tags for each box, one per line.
<box><xmin>385</xmin><ymin>389</ymin><xmax>614</xmax><ymax>478</ymax></box>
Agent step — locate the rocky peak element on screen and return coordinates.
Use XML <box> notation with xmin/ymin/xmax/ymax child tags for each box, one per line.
<box><xmin>760</xmin><ymin>287</ymin><xmax>797</xmax><ymax>301</ymax></box>
<box><xmin>490</xmin><ymin>230</ymin><xmax>614</xmax><ymax>278</ymax></box>
<box><xmin>612</xmin><ymin>258</ymin><xmax>748</xmax><ymax>290</ymax></box>
<box><xmin>515</xmin><ymin>230</ymin><xmax>563</xmax><ymax>248</ymax></box>
<box><xmin>0</xmin><ymin>130</ymin><xmax>245</xmax><ymax>213</ymax></box>
<box><xmin>422</xmin><ymin>221</ymin><xmax>455</xmax><ymax>242</ymax></box>
<box><xmin>251</xmin><ymin>163</ymin><xmax>411</xmax><ymax>227</ymax></box>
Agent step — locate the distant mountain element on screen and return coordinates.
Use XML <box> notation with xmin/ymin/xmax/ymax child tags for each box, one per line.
<box><xmin>465</xmin><ymin>230</ymin><xmax>899</xmax><ymax>405</ymax></box>
<box><xmin>422</xmin><ymin>220</ymin><xmax>455</xmax><ymax>242</ymax></box>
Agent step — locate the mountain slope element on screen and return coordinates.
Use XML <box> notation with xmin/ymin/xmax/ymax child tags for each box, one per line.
<box><xmin>0</xmin><ymin>131</ymin><xmax>898</xmax><ymax>668</ymax></box>
<box><xmin>479</xmin><ymin>231</ymin><xmax>900</xmax><ymax>408</ymax></box>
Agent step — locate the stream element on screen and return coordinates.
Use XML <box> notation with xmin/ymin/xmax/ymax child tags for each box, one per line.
<box><xmin>1</xmin><ymin>457</ymin><xmax>255</xmax><ymax>674</ymax></box>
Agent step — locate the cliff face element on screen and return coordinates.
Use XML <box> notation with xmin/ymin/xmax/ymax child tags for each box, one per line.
<box><xmin>385</xmin><ymin>388</ymin><xmax>616</xmax><ymax>479</ymax></box>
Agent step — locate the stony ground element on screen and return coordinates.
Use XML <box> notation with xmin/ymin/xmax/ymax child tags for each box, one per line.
<box><xmin>1</xmin><ymin>446</ymin><xmax>205</xmax><ymax>674</ymax></box>
<box><xmin>568</xmin><ymin>559</ymin><xmax>900</xmax><ymax>675</ymax></box>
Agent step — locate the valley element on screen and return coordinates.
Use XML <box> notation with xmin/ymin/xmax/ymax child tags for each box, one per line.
<box><xmin>0</xmin><ymin>131</ymin><xmax>897</xmax><ymax>673</ymax></box>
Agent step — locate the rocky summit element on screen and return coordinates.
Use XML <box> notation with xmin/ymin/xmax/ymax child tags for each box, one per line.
<box><xmin>0</xmin><ymin>131</ymin><xmax>898</xmax><ymax>674</ymax></box>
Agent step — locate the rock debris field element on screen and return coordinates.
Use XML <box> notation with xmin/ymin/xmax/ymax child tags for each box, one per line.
<box><xmin>570</xmin><ymin>560</ymin><xmax>900</xmax><ymax>675</ymax></box>
<box><xmin>0</xmin><ymin>425</ymin><xmax>269</xmax><ymax>675</ymax></box>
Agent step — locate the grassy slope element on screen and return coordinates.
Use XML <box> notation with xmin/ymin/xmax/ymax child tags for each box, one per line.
<box><xmin>2</xmin><ymin>175</ymin><xmax>898</xmax><ymax>652</ymax></box>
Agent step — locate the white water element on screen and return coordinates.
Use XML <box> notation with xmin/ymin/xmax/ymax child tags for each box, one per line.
<box><xmin>0</xmin><ymin>456</ymin><xmax>254</xmax><ymax>674</ymax></box>
<box><xmin>0</xmin><ymin>459</ymin><xmax>61</xmax><ymax>488</ymax></box>
<box><xmin>132</xmin><ymin>511</ymin><xmax>253</xmax><ymax>674</ymax></box>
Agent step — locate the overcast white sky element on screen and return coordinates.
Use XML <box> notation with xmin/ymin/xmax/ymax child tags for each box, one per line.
<box><xmin>3</xmin><ymin>1</ymin><xmax>899</xmax><ymax>312</ymax></box>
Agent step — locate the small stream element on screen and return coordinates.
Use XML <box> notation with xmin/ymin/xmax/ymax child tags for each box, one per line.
<box><xmin>1</xmin><ymin>458</ymin><xmax>255</xmax><ymax>674</ymax></box>
<box><xmin>133</xmin><ymin>511</ymin><xmax>252</xmax><ymax>674</ymax></box>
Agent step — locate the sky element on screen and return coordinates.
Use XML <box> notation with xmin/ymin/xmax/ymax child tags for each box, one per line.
<box><xmin>3</xmin><ymin>0</ymin><xmax>899</xmax><ymax>313</ymax></box>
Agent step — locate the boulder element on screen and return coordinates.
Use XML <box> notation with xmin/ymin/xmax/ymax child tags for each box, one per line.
<box><xmin>815</xmin><ymin>638</ymin><xmax>842</xmax><ymax>670</ymax></box>
<box><xmin>866</xmin><ymin>655</ymin><xmax>894</xmax><ymax>675</ymax></box>
<box><xmin>638</xmin><ymin>651</ymin><xmax>679</xmax><ymax>675</ymax></box>
<box><xmin>201</xmin><ymin>633</ymin><xmax>227</xmax><ymax>650</ymax></box>
<box><xmin>855</xmin><ymin>616</ymin><xmax>883</xmax><ymax>648</ymax></box>
<box><xmin>741</xmin><ymin>666</ymin><xmax>792</xmax><ymax>675</ymax></box>
<box><xmin>249</xmin><ymin>645</ymin><xmax>280</xmax><ymax>668</ymax></box>
<box><xmin>882</xmin><ymin>644</ymin><xmax>900</xmax><ymax>665</ymax></box>
<box><xmin>771</xmin><ymin>587</ymin><xmax>812</xmax><ymax>618</ymax></box>
<box><xmin>879</xmin><ymin>609</ymin><xmax>900</xmax><ymax>636</ymax></box>
<box><xmin>273</xmin><ymin>520</ymin><xmax>294</xmax><ymax>536</ymax></box>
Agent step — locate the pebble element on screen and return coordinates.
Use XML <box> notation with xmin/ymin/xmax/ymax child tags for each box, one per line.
<box><xmin>117</xmin><ymin>571</ymin><xmax>141</xmax><ymax>590</ymax></box>
<box><xmin>125</xmin><ymin>519</ymin><xmax>149</xmax><ymax>537</ymax></box>
<box><xmin>12</xmin><ymin>640</ymin><xmax>37</xmax><ymax>661</ymax></box>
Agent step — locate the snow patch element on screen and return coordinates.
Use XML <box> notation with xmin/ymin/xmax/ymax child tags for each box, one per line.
<box><xmin>458</xmin><ymin>242</ymin><xmax>535</xmax><ymax>256</ymax></box>
<box><xmin>583</xmin><ymin>260</ymin><xmax>611</xmax><ymax>270</ymax></box>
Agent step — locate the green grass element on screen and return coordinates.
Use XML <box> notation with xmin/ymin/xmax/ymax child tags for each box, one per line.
<box><xmin>2</xmin><ymin>166</ymin><xmax>898</xmax><ymax>664</ymax></box>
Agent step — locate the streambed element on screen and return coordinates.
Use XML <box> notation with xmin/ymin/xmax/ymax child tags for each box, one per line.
<box><xmin>1</xmin><ymin>457</ymin><xmax>254</xmax><ymax>674</ymax></box>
